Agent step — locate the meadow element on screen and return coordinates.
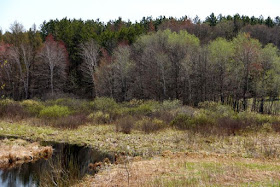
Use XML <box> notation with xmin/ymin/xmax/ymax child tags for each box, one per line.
<box><xmin>1</xmin><ymin>98</ymin><xmax>280</xmax><ymax>186</ymax></box>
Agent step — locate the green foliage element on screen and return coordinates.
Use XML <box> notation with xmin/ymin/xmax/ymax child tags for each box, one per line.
<box><xmin>91</xmin><ymin>97</ymin><xmax>119</xmax><ymax>112</ymax></box>
<box><xmin>171</xmin><ymin>114</ymin><xmax>194</xmax><ymax>130</ymax></box>
<box><xmin>128</xmin><ymin>100</ymin><xmax>160</xmax><ymax>115</ymax></box>
<box><xmin>162</xmin><ymin>100</ymin><xmax>182</xmax><ymax>110</ymax></box>
<box><xmin>39</xmin><ymin>105</ymin><xmax>71</xmax><ymax>119</ymax></box>
<box><xmin>0</xmin><ymin>99</ymin><xmax>15</xmax><ymax>107</ymax></box>
<box><xmin>198</xmin><ymin>101</ymin><xmax>220</xmax><ymax>109</ymax></box>
<box><xmin>20</xmin><ymin>100</ymin><xmax>44</xmax><ymax>116</ymax></box>
<box><xmin>198</xmin><ymin>101</ymin><xmax>235</xmax><ymax>118</ymax></box>
<box><xmin>48</xmin><ymin>98</ymin><xmax>91</xmax><ymax>113</ymax></box>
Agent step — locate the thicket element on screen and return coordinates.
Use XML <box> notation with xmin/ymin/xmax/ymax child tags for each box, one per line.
<box><xmin>1</xmin><ymin>98</ymin><xmax>280</xmax><ymax>135</ymax></box>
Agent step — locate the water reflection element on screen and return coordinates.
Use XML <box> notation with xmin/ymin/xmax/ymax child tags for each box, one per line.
<box><xmin>0</xmin><ymin>142</ymin><xmax>112</xmax><ymax>187</ymax></box>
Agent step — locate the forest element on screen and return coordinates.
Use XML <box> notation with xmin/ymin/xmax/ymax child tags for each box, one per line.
<box><xmin>1</xmin><ymin>13</ymin><xmax>280</xmax><ymax>111</ymax></box>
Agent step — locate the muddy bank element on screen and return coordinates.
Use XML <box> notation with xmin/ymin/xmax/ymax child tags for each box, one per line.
<box><xmin>0</xmin><ymin>139</ymin><xmax>52</xmax><ymax>169</ymax></box>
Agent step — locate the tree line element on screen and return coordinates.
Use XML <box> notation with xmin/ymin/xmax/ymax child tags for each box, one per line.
<box><xmin>1</xmin><ymin>13</ymin><xmax>280</xmax><ymax>112</ymax></box>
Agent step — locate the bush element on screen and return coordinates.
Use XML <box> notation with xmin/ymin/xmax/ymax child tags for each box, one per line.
<box><xmin>21</xmin><ymin>100</ymin><xmax>44</xmax><ymax>116</ymax></box>
<box><xmin>171</xmin><ymin>114</ymin><xmax>194</xmax><ymax>130</ymax></box>
<box><xmin>46</xmin><ymin>98</ymin><xmax>91</xmax><ymax>113</ymax></box>
<box><xmin>151</xmin><ymin>111</ymin><xmax>174</xmax><ymax>124</ymax></box>
<box><xmin>127</xmin><ymin>101</ymin><xmax>160</xmax><ymax>116</ymax></box>
<box><xmin>198</xmin><ymin>101</ymin><xmax>220</xmax><ymax>110</ymax></box>
<box><xmin>0</xmin><ymin>99</ymin><xmax>28</xmax><ymax>119</ymax></box>
<box><xmin>170</xmin><ymin>106</ymin><xmax>196</xmax><ymax>117</ymax></box>
<box><xmin>171</xmin><ymin>111</ymin><xmax>214</xmax><ymax>131</ymax></box>
<box><xmin>162</xmin><ymin>99</ymin><xmax>182</xmax><ymax>110</ymax></box>
<box><xmin>88</xmin><ymin>111</ymin><xmax>110</xmax><ymax>124</ymax></box>
<box><xmin>115</xmin><ymin>116</ymin><xmax>134</xmax><ymax>134</ymax></box>
<box><xmin>50</xmin><ymin>114</ymin><xmax>88</xmax><ymax>129</ymax></box>
<box><xmin>91</xmin><ymin>97</ymin><xmax>119</xmax><ymax>112</ymax></box>
<box><xmin>39</xmin><ymin>105</ymin><xmax>71</xmax><ymax>119</ymax></box>
<box><xmin>137</xmin><ymin>117</ymin><xmax>165</xmax><ymax>134</ymax></box>
<box><xmin>217</xmin><ymin>117</ymin><xmax>244</xmax><ymax>135</ymax></box>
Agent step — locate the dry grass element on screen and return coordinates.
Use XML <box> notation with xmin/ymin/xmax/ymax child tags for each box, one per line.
<box><xmin>0</xmin><ymin>138</ymin><xmax>53</xmax><ymax>169</ymax></box>
<box><xmin>76</xmin><ymin>152</ymin><xmax>280</xmax><ymax>186</ymax></box>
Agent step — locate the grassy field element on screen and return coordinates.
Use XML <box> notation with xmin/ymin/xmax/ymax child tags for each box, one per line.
<box><xmin>77</xmin><ymin>152</ymin><xmax>280</xmax><ymax>186</ymax></box>
<box><xmin>1</xmin><ymin>98</ymin><xmax>280</xmax><ymax>186</ymax></box>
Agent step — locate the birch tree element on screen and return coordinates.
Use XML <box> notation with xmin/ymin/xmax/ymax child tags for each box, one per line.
<box><xmin>37</xmin><ymin>35</ymin><xmax>68</xmax><ymax>96</ymax></box>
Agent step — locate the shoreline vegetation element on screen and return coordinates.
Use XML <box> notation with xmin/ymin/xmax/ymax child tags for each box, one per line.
<box><xmin>1</xmin><ymin>97</ymin><xmax>280</xmax><ymax>185</ymax></box>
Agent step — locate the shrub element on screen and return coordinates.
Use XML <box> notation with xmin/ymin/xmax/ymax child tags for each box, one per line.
<box><xmin>46</xmin><ymin>98</ymin><xmax>91</xmax><ymax>113</ymax></box>
<box><xmin>39</xmin><ymin>105</ymin><xmax>71</xmax><ymax>119</ymax></box>
<box><xmin>137</xmin><ymin>117</ymin><xmax>165</xmax><ymax>134</ymax></box>
<box><xmin>91</xmin><ymin>97</ymin><xmax>119</xmax><ymax>112</ymax></box>
<box><xmin>171</xmin><ymin>111</ymin><xmax>214</xmax><ymax>132</ymax></box>
<box><xmin>171</xmin><ymin>114</ymin><xmax>194</xmax><ymax>130</ymax></box>
<box><xmin>170</xmin><ymin>106</ymin><xmax>196</xmax><ymax>117</ymax></box>
<box><xmin>21</xmin><ymin>100</ymin><xmax>44</xmax><ymax>116</ymax></box>
<box><xmin>115</xmin><ymin>116</ymin><xmax>134</xmax><ymax>134</ymax></box>
<box><xmin>162</xmin><ymin>99</ymin><xmax>182</xmax><ymax>110</ymax></box>
<box><xmin>260</xmin><ymin>123</ymin><xmax>274</xmax><ymax>133</ymax></box>
<box><xmin>193</xmin><ymin>111</ymin><xmax>214</xmax><ymax>127</ymax></box>
<box><xmin>0</xmin><ymin>99</ymin><xmax>28</xmax><ymax>119</ymax></box>
<box><xmin>128</xmin><ymin>104</ymin><xmax>153</xmax><ymax>115</ymax></box>
<box><xmin>127</xmin><ymin>101</ymin><xmax>159</xmax><ymax>116</ymax></box>
<box><xmin>50</xmin><ymin>114</ymin><xmax>88</xmax><ymax>129</ymax></box>
<box><xmin>151</xmin><ymin>111</ymin><xmax>174</xmax><ymax>124</ymax></box>
<box><xmin>88</xmin><ymin>111</ymin><xmax>110</xmax><ymax>124</ymax></box>
<box><xmin>127</xmin><ymin>99</ymin><xmax>144</xmax><ymax>107</ymax></box>
<box><xmin>217</xmin><ymin>117</ymin><xmax>244</xmax><ymax>135</ymax></box>
<box><xmin>198</xmin><ymin>101</ymin><xmax>220</xmax><ymax>110</ymax></box>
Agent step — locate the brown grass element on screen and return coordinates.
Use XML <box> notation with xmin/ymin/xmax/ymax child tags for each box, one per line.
<box><xmin>0</xmin><ymin>139</ymin><xmax>53</xmax><ymax>169</ymax></box>
<box><xmin>76</xmin><ymin>152</ymin><xmax>280</xmax><ymax>187</ymax></box>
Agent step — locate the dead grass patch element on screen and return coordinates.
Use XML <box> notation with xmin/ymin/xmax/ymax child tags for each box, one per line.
<box><xmin>76</xmin><ymin>152</ymin><xmax>280</xmax><ymax>187</ymax></box>
<box><xmin>0</xmin><ymin>139</ymin><xmax>53</xmax><ymax>169</ymax></box>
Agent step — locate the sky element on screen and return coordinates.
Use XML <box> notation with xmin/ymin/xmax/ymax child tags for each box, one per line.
<box><xmin>0</xmin><ymin>0</ymin><xmax>280</xmax><ymax>32</ymax></box>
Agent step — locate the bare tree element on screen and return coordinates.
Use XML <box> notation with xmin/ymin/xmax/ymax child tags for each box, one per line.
<box><xmin>8</xmin><ymin>43</ymin><xmax>33</xmax><ymax>99</ymax></box>
<box><xmin>80</xmin><ymin>39</ymin><xmax>100</xmax><ymax>98</ymax></box>
<box><xmin>37</xmin><ymin>35</ymin><xmax>68</xmax><ymax>96</ymax></box>
<box><xmin>111</xmin><ymin>45</ymin><xmax>134</xmax><ymax>101</ymax></box>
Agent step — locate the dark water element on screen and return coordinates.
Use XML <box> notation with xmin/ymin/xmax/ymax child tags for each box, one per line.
<box><xmin>0</xmin><ymin>142</ymin><xmax>113</xmax><ymax>187</ymax></box>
